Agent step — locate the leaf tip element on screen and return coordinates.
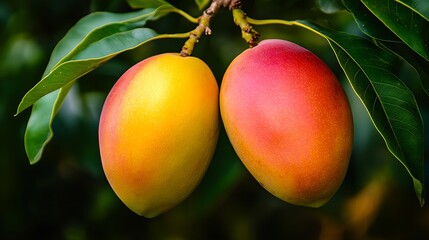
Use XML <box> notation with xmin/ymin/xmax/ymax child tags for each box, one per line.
<box><xmin>419</xmin><ymin>198</ymin><xmax>425</xmax><ymax>207</ymax></box>
<box><xmin>25</xmin><ymin>142</ymin><xmax>44</xmax><ymax>165</ymax></box>
<box><xmin>15</xmin><ymin>100</ymin><xmax>31</xmax><ymax>116</ymax></box>
<box><xmin>29</xmin><ymin>158</ymin><xmax>41</xmax><ymax>165</ymax></box>
<box><xmin>413</xmin><ymin>178</ymin><xmax>425</xmax><ymax>207</ymax></box>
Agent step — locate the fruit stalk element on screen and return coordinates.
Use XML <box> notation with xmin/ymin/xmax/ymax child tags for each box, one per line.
<box><xmin>231</xmin><ymin>1</ymin><xmax>260</xmax><ymax>47</ymax></box>
<box><xmin>180</xmin><ymin>0</ymin><xmax>224</xmax><ymax>56</ymax></box>
<box><xmin>180</xmin><ymin>0</ymin><xmax>259</xmax><ymax>56</ymax></box>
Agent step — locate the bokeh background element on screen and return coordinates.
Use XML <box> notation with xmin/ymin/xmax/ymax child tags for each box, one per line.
<box><xmin>1</xmin><ymin>0</ymin><xmax>429</xmax><ymax>239</ymax></box>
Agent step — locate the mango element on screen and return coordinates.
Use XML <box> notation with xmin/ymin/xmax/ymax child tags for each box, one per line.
<box><xmin>99</xmin><ymin>53</ymin><xmax>219</xmax><ymax>217</ymax></box>
<box><xmin>220</xmin><ymin>39</ymin><xmax>353</xmax><ymax>207</ymax></box>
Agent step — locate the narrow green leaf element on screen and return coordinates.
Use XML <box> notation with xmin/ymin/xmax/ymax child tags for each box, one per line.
<box><xmin>343</xmin><ymin>0</ymin><xmax>398</xmax><ymax>41</ymax></box>
<box><xmin>194</xmin><ymin>0</ymin><xmax>211</xmax><ymax>10</ymax></box>
<box><xmin>127</xmin><ymin>0</ymin><xmax>170</xmax><ymax>9</ymax></box>
<box><xmin>25</xmin><ymin>83</ymin><xmax>73</xmax><ymax>164</ymax></box>
<box><xmin>361</xmin><ymin>0</ymin><xmax>429</xmax><ymax>60</ymax></box>
<box><xmin>295</xmin><ymin>20</ymin><xmax>424</xmax><ymax>205</ymax></box>
<box><xmin>395</xmin><ymin>0</ymin><xmax>429</xmax><ymax>21</ymax></box>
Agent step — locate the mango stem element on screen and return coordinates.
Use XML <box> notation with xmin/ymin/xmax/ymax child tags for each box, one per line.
<box><xmin>231</xmin><ymin>1</ymin><xmax>260</xmax><ymax>47</ymax></box>
<box><xmin>180</xmin><ymin>0</ymin><xmax>225</xmax><ymax>56</ymax></box>
<box><xmin>180</xmin><ymin>0</ymin><xmax>260</xmax><ymax>56</ymax></box>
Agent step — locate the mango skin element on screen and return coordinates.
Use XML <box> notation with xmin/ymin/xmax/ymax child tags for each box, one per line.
<box><xmin>99</xmin><ymin>53</ymin><xmax>219</xmax><ymax>217</ymax></box>
<box><xmin>220</xmin><ymin>39</ymin><xmax>353</xmax><ymax>207</ymax></box>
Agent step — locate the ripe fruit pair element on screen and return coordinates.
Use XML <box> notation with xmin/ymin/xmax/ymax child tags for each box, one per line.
<box><xmin>98</xmin><ymin>39</ymin><xmax>354</xmax><ymax>217</ymax></box>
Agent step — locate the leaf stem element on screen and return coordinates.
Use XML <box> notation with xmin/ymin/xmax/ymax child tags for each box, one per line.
<box><xmin>246</xmin><ymin>17</ymin><xmax>294</xmax><ymax>26</ymax></box>
<box><xmin>171</xmin><ymin>8</ymin><xmax>199</xmax><ymax>24</ymax></box>
<box><xmin>247</xmin><ymin>17</ymin><xmax>327</xmax><ymax>40</ymax></box>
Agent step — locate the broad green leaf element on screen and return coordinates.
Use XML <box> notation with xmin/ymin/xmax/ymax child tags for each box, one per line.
<box><xmin>19</xmin><ymin>28</ymin><xmax>158</xmax><ymax>110</ymax></box>
<box><xmin>19</xmin><ymin>5</ymin><xmax>188</xmax><ymax>163</ymax></box>
<box><xmin>25</xmin><ymin>84</ymin><xmax>73</xmax><ymax>164</ymax></box>
<box><xmin>43</xmin><ymin>7</ymin><xmax>161</xmax><ymax>76</ymax></box>
<box><xmin>361</xmin><ymin>0</ymin><xmax>429</xmax><ymax>61</ymax></box>
<box><xmin>195</xmin><ymin>0</ymin><xmax>211</xmax><ymax>10</ymax></box>
<box><xmin>46</xmin><ymin>5</ymin><xmax>175</xmax><ymax>77</ymax></box>
<box><xmin>31</xmin><ymin>7</ymin><xmax>172</xmax><ymax>150</ymax></box>
<box><xmin>127</xmin><ymin>0</ymin><xmax>170</xmax><ymax>9</ymax></box>
<box><xmin>20</xmin><ymin>28</ymin><xmax>188</xmax><ymax>163</ymax></box>
<box><xmin>343</xmin><ymin>0</ymin><xmax>429</xmax><ymax>96</ymax></box>
<box><xmin>395</xmin><ymin>0</ymin><xmax>429</xmax><ymax>21</ymax></box>
<box><xmin>295</xmin><ymin>20</ymin><xmax>424</xmax><ymax>205</ymax></box>
<box><xmin>378</xmin><ymin>40</ymin><xmax>429</xmax><ymax>96</ymax></box>
<box><xmin>17</xmin><ymin>5</ymin><xmax>177</xmax><ymax>115</ymax></box>
<box><xmin>343</xmin><ymin>0</ymin><xmax>398</xmax><ymax>41</ymax></box>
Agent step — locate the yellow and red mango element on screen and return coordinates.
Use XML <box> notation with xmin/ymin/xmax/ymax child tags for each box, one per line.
<box><xmin>99</xmin><ymin>53</ymin><xmax>219</xmax><ymax>217</ymax></box>
<box><xmin>220</xmin><ymin>39</ymin><xmax>353</xmax><ymax>207</ymax></box>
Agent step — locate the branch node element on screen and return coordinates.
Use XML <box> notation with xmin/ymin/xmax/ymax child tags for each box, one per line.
<box><xmin>205</xmin><ymin>27</ymin><xmax>212</xmax><ymax>35</ymax></box>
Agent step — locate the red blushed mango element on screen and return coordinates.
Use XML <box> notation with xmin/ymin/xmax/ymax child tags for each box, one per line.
<box><xmin>220</xmin><ymin>39</ymin><xmax>353</xmax><ymax>207</ymax></box>
<box><xmin>99</xmin><ymin>53</ymin><xmax>219</xmax><ymax>217</ymax></box>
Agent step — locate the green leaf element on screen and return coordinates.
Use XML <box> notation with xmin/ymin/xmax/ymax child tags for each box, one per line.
<box><xmin>43</xmin><ymin>7</ymin><xmax>161</xmax><ymax>77</ymax></box>
<box><xmin>17</xmin><ymin>28</ymin><xmax>156</xmax><ymax>115</ymax></box>
<box><xmin>360</xmin><ymin>0</ymin><xmax>429</xmax><ymax>61</ymax></box>
<box><xmin>378</xmin><ymin>40</ymin><xmax>429</xmax><ymax>96</ymax></box>
<box><xmin>24</xmin><ymin>84</ymin><xmax>73</xmax><ymax>164</ymax></box>
<box><xmin>16</xmin><ymin>5</ymin><xmax>177</xmax><ymax>115</ymax></box>
<box><xmin>194</xmin><ymin>0</ymin><xmax>210</xmax><ymax>10</ymax></box>
<box><xmin>295</xmin><ymin>20</ymin><xmax>425</xmax><ymax>205</ymax></box>
<box><xmin>343</xmin><ymin>0</ymin><xmax>398</xmax><ymax>41</ymax></box>
<box><xmin>343</xmin><ymin>0</ymin><xmax>429</xmax><ymax>96</ymax></box>
<box><xmin>127</xmin><ymin>0</ymin><xmax>170</xmax><ymax>9</ymax></box>
<box><xmin>18</xmin><ymin>5</ymin><xmax>188</xmax><ymax>164</ymax></box>
<box><xmin>21</xmin><ymin>28</ymin><xmax>187</xmax><ymax>163</ymax></box>
<box><xmin>395</xmin><ymin>0</ymin><xmax>429</xmax><ymax>21</ymax></box>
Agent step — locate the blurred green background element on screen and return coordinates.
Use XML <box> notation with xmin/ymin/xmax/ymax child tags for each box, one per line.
<box><xmin>1</xmin><ymin>0</ymin><xmax>429</xmax><ymax>239</ymax></box>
